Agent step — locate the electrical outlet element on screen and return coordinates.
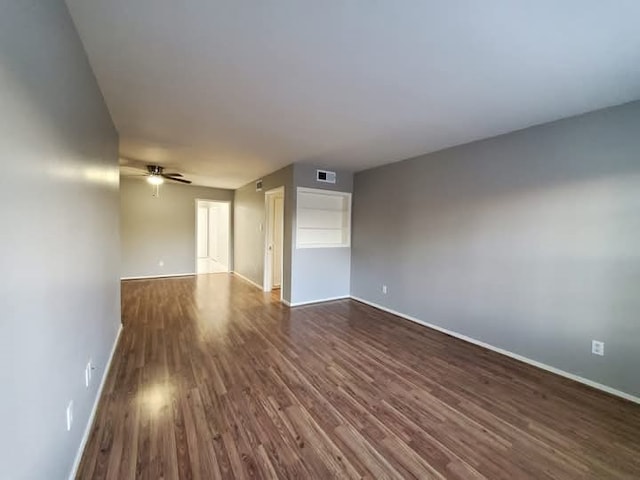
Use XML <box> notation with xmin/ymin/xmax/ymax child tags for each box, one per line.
<box><xmin>85</xmin><ymin>361</ymin><xmax>92</xmax><ymax>387</ymax></box>
<box><xmin>382</xmin><ymin>285</ymin><xmax>388</xmax><ymax>294</ymax></box>
<box><xmin>66</xmin><ymin>401</ymin><xmax>73</xmax><ymax>431</ymax></box>
<box><xmin>592</xmin><ymin>340</ymin><xmax>604</xmax><ymax>356</ymax></box>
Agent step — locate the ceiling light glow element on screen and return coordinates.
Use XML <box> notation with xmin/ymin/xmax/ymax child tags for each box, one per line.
<box><xmin>147</xmin><ymin>175</ymin><xmax>164</xmax><ymax>185</ymax></box>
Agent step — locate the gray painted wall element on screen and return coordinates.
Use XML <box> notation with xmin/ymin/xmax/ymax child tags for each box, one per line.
<box><xmin>291</xmin><ymin>164</ymin><xmax>354</xmax><ymax>304</ymax></box>
<box><xmin>233</xmin><ymin>165</ymin><xmax>294</xmax><ymax>301</ymax></box>
<box><xmin>120</xmin><ymin>177</ymin><xmax>233</xmax><ymax>278</ymax></box>
<box><xmin>351</xmin><ymin>101</ymin><xmax>640</xmax><ymax>398</ymax></box>
<box><xmin>0</xmin><ymin>1</ymin><xmax>121</xmax><ymax>478</ymax></box>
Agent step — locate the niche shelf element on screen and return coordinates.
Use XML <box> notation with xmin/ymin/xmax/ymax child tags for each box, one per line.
<box><xmin>296</xmin><ymin>187</ymin><xmax>351</xmax><ymax>248</ymax></box>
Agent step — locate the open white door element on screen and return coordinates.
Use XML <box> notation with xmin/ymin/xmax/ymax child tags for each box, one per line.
<box><xmin>272</xmin><ymin>195</ymin><xmax>284</xmax><ymax>288</ymax></box>
<box><xmin>196</xmin><ymin>200</ymin><xmax>230</xmax><ymax>274</ymax></box>
<box><xmin>264</xmin><ymin>187</ymin><xmax>285</xmax><ymax>296</ymax></box>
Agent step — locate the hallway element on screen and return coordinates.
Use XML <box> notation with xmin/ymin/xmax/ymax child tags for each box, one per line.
<box><xmin>76</xmin><ymin>274</ymin><xmax>640</xmax><ymax>479</ymax></box>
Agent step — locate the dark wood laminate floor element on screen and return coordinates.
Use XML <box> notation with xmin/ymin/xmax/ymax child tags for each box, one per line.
<box><xmin>77</xmin><ymin>274</ymin><xmax>640</xmax><ymax>479</ymax></box>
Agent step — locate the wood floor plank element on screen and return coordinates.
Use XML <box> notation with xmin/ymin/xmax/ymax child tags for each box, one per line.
<box><xmin>76</xmin><ymin>274</ymin><xmax>640</xmax><ymax>479</ymax></box>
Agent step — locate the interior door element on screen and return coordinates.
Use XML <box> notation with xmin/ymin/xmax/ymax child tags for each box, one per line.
<box><xmin>272</xmin><ymin>196</ymin><xmax>284</xmax><ymax>288</ymax></box>
<box><xmin>208</xmin><ymin>205</ymin><xmax>218</xmax><ymax>262</ymax></box>
<box><xmin>197</xmin><ymin>206</ymin><xmax>209</xmax><ymax>259</ymax></box>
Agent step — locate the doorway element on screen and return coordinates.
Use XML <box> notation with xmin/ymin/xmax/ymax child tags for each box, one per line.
<box><xmin>196</xmin><ymin>200</ymin><xmax>230</xmax><ymax>274</ymax></box>
<box><xmin>264</xmin><ymin>187</ymin><xmax>285</xmax><ymax>298</ymax></box>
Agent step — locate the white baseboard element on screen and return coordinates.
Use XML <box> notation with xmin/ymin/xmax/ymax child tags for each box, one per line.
<box><xmin>121</xmin><ymin>273</ymin><xmax>195</xmax><ymax>280</ymax></box>
<box><xmin>350</xmin><ymin>296</ymin><xmax>640</xmax><ymax>405</ymax></box>
<box><xmin>231</xmin><ymin>271</ymin><xmax>263</xmax><ymax>290</ymax></box>
<box><xmin>287</xmin><ymin>295</ymin><xmax>350</xmax><ymax>307</ymax></box>
<box><xmin>68</xmin><ymin>323</ymin><xmax>123</xmax><ymax>480</ymax></box>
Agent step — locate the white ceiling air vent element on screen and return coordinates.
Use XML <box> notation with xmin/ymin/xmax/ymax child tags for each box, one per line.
<box><xmin>316</xmin><ymin>169</ymin><xmax>336</xmax><ymax>184</ymax></box>
<box><xmin>256</xmin><ymin>179</ymin><xmax>263</xmax><ymax>191</ymax></box>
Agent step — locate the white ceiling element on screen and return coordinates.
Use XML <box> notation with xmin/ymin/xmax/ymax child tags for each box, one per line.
<box><xmin>66</xmin><ymin>0</ymin><xmax>640</xmax><ymax>189</ymax></box>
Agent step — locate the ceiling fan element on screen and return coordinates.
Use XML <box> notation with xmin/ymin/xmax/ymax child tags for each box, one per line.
<box><xmin>144</xmin><ymin>165</ymin><xmax>192</xmax><ymax>185</ymax></box>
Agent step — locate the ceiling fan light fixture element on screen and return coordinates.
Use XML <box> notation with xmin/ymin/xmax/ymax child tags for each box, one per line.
<box><xmin>147</xmin><ymin>174</ymin><xmax>164</xmax><ymax>185</ymax></box>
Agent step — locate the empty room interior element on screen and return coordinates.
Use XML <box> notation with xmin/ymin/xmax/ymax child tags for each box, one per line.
<box><xmin>2</xmin><ymin>1</ymin><xmax>640</xmax><ymax>479</ymax></box>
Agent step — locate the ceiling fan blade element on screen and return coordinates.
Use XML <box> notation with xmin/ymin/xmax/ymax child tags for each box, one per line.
<box><xmin>163</xmin><ymin>173</ymin><xmax>183</xmax><ymax>177</ymax></box>
<box><xmin>162</xmin><ymin>174</ymin><xmax>192</xmax><ymax>184</ymax></box>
